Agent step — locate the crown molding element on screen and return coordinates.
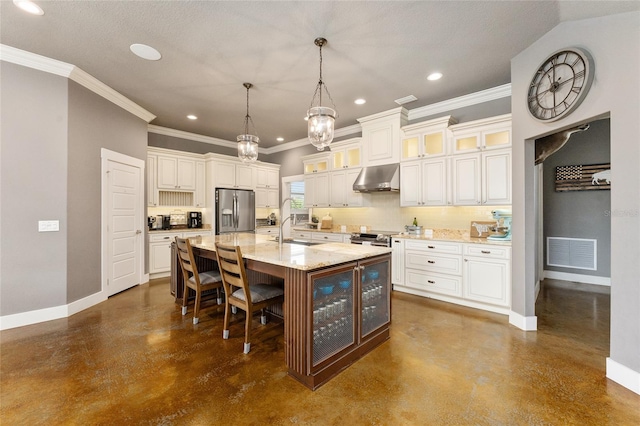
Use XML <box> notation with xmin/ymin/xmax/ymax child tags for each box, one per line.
<box><xmin>0</xmin><ymin>44</ymin><xmax>155</xmax><ymax>123</ymax></box>
<box><xmin>148</xmin><ymin>125</ymin><xmax>238</xmax><ymax>150</ymax></box>
<box><xmin>408</xmin><ymin>83</ymin><xmax>512</xmax><ymax>121</ymax></box>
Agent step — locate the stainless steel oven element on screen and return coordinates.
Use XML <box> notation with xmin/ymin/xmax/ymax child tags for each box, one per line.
<box><xmin>349</xmin><ymin>231</ymin><xmax>396</xmax><ymax>247</ymax></box>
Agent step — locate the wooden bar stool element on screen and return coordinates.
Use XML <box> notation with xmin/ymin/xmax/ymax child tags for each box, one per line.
<box><xmin>215</xmin><ymin>243</ymin><xmax>284</xmax><ymax>354</ymax></box>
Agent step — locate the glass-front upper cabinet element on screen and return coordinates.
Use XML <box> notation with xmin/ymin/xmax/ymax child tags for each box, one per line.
<box><xmin>303</xmin><ymin>153</ymin><xmax>330</xmax><ymax>174</ymax></box>
<box><xmin>330</xmin><ymin>138</ymin><xmax>362</xmax><ymax>169</ymax></box>
<box><xmin>450</xmin><ymin>114</ymin><xmax>512</xmax><ymax>154</ymax></box>
<box><xmin>400</xmin><ymin>115</ymin><xmax>457</xmax><ymax>161</ymax></box>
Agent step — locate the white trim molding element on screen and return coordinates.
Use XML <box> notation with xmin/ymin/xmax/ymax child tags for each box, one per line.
<box><xmin>544</xmin><ymin>270</ymin><xmax>611</xmax><ymax>286</ymax></box>
<box><xmin>0</xmin><ymin>291</ymin><xmax>107</xmax><ymax>331</ymax></box>
<box><xmin>408</xmin><ymin>83</ymin><xmax>512</xmax><ymax>121</ymax></box>
<box><xmin>0</xmin><ymin>44</ymin><xmax>155</xmax><ymax>123</ymax></box>
<box><xmin>148</xmin><ymin>125</ymin><xmax>238</xmax><ymax>150</ymax></box>
<box><xmin>606</xmin><ymin>358</ymin><xmax>640</xmax><ymax>395</ymax></box>
<box><xmin>509</xmin><ymin>310</ymin><xmax>538</xmax><ymax>331</ymax></box>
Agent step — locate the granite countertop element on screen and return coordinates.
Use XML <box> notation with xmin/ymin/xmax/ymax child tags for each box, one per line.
<box><xmin>189</xmin><ymin>233</ymin><xmax>392</xmax><ymax>271</ymax></box>
<box><xmin>393</xmin><ymin>229</ymin><xmax>512</xmax><ymax>246</ymax></box>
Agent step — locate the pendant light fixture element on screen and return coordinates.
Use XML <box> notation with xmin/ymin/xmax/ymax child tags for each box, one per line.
<box><xmin>237</xmin><ymin>83</ymin><xmax>259</xmax><ymax>163</ymax></box>
<box><xmin>307</xmin><ymin>37</ymin><xmax>337</xmax><ymax>151</ymax></box>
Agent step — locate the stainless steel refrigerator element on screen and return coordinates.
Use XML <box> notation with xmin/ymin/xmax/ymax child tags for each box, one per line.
<box><xmin>215</xmin><ymin>188</ymin><xmax>256</xmax><ymax>234</ymax></box>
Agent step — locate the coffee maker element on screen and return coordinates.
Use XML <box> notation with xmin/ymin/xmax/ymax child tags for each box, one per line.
<box><xmin>188</xmin><ymin>211</ymin><xmax>203</xmax><ymax>228</ymax></box>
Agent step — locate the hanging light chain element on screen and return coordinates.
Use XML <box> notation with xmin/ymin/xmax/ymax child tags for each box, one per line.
<box><xmin>308</xmin><ymin>38</ymin><xmax>338</xmax><ymax>117</ymax></box>
<box><xmin>243</xmin><ymin>82</ymin><xmax>258</xmax><ymax>137</ymax></box>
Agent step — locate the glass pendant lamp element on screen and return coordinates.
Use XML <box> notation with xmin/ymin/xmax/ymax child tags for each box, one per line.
<box><xmin>237</xmin><ymin>83</ymin><xmax>259</xmax><ymax>163</ymax></box>
<box><xmin>307</xmin><ymin>38</ymin><xmax>337</xmax><ymax>151</ymax></box>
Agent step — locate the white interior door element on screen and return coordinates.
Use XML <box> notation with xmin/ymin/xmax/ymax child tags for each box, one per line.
<box><xmin>106</xmin><ymin>157</ymin><xmax>142</xmax><ymax>296</ymax></box>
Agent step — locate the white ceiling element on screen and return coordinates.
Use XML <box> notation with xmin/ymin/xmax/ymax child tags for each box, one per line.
<box><xmin>2</xmin><ymin>1</ymin><xmax>637</xmax><ymax>149</ymax></box>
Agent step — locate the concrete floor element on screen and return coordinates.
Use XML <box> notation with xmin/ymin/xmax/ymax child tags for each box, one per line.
<box><xmin>1</xmin><ymin>278</ymin><xmax>638</xmax><ymax>425</ymax></box>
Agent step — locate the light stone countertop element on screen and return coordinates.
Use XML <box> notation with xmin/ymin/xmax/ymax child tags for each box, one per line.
<box><xmin>392</xmin><ymin>228</ymin><xmax>512</xmax><ymax>246</ymax></box>
<box><xmin>189</xmin><ymin>233</ymin><xmax>392</xmax><ymax>271</ymax></box>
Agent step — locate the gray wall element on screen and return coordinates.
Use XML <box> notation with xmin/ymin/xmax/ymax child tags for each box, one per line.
<box><xmin>1</xmin><ymin>62</ymin><xmax>69</xmax><ymax>315</ymax></box>
<box><xmin>0</xmin><ymin>61</ymin><xmax>148</xmax><ymax>316</ymax></box>
<box><xmin>267</xmin><ymin>144</ymin><xmax>321</xmax><ymax>177</ymax></box>
<box><xmin>511</xmin><ymin>12</ymin><xmax>640</xmax><ymax>374</ymax></box>
<box><xmin>67</xmin><ymin>81</ymin><xmax>148</xmax><ymax>301</ymax></box>
<box><xmin>543</xmin><ymin>119</ymin><xmax>611</xmax><ymax>277</ymax></box>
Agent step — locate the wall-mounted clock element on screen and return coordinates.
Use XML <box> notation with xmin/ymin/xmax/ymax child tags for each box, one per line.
<box><xmin>527</xmin><ymin>47</ymin><xmax>594</xmax><ymax>122</ymax></box>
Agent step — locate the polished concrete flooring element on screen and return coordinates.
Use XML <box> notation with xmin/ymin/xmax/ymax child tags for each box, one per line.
<box><xmin>2</xmin><ymin>278</ymin><xmax>639</xmax><ymax>425</ymax></box>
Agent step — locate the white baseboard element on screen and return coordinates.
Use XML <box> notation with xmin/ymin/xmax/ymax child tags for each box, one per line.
<box><xmin>544</xmin><ymin>270</ymin><xmax>610</xmax><ymax>286</ymax></box>
<box><xmin>509</xmin><ymin>310</ymin><xmax>537</xmax><ymax>331</ymax></box>
<box><xmin>68</xmin><ymin>290</ymin><xmax>108</xmax><ymax>316</ymax></box>
<box><xmin>143</xmin><ymin>273</ymin><xmax>150</xmax><ymax>284</ymax></box>
<box><xmin>0</xmin><ymin>290</ymin><xmax>107</xmax><ymax>331</ymax></box>
<box><xmin>606</xmin><ymin>358</ymin><xmax>640</xmax><ymax>395</ymax></box>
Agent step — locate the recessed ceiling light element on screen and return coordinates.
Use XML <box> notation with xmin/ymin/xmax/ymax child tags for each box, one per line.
<box><xmin>13</xmin><ymin>0</ymin><xmax>44</xmax><ymax>15</ymax></box>
<box><xmin>187</xmin><ymin>115</ymin><xmax>197</xmax><ymax>120</ymax></box>
<box><xmin>394</xmin><ymin>95</ymin><xmax>418</xmax><ymax>105</ymax></box>
<box><xmin>276</xmin><ymin>137</ymin><xmax>284</xmax><ymax>142</ymax></box>
<box><xmin>129</xmin><ymin>43</ymin><xmax>162</xmax><ymax>61</ymax></box>
<box><xmin>303</xmin><ymin>116</ymin><xmax>309</xmax><ymax>121</ymax></box>
<box><xmin>354</xmin><ymin>99</ymin><xmax>366</xmax><ymax>105</ymax></box>
<box><xmin>427</xmin><ymin>72</ymin><xmax>443</xmax><ymax>81</ymax></box>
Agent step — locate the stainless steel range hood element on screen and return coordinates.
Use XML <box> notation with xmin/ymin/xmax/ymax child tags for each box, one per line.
<box><xmin>352</xmin><ymin>163</ymin><xmax>400</xmax><ymax>192</ymax></box>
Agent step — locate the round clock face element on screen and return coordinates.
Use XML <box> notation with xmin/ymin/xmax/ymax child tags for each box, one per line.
<box><xmin>527</xmin><ymin>48</ymin><xmax>594</xmax><ymax>122</ymax></box>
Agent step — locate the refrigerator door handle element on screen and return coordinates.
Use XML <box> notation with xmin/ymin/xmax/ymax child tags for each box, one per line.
<box><xmin>233</xmin><ymin>193</ymin><xmax>238</xmax><ymax>229</ymax></box>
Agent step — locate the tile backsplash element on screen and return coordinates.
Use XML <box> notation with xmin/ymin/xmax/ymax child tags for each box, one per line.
<box><xmin>312</xmin><ymin>192</ymin><xmax>506</xmax><ymax>232</ymax></box>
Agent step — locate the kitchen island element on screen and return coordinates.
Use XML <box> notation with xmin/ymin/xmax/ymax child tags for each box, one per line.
<box><xmin>186</xmin><ymin>233</ymin><xmax>393</xmax><ymax>390</ymax></box>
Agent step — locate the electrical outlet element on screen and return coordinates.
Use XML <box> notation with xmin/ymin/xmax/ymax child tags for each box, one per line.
<box><xmin>38</xmin><ymin>220</ymin><xmax>60</xmax><ymax>232</ymax></box>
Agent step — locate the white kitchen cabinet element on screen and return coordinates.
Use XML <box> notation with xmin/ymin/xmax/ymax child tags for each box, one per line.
<box><xmin>329</xmin><ymin>168</ymin><xmax>365</xmax><ymax>207</ymax></box>
<box><xmin>358</xmin><ymin>107</ymin><xmax>408</xmax><ymax>166</ymax></box>
<box><xmin>330</xmin><ymin>138</ymin><xmax>362</xmax><ymax>169</ymax></box>
<box><xmin>403</xmin><ymin>239</ymin><xmax>462</xmax><ymax>297</ymax></box>
<box><xmin>400</xmin><ymin>158</ymin><xmax>449</xmax><ymax>206</ymax></box>
<box><xmin>449</xmin><ymin>114</ymin><xmax>511</xmax><ymax>154</ymax></box>
<box><xmin>256</xmin><ymin>187</ymin><xmax>279</xmax><ymax>208</ymax></box>
<box><xmin>303</xmin><ymin>153</ymin><xmax>330</xmax><ymax>174</ymax></box>
<box><xmin>400</xmin><ymin>115</ymin><xmax>456</xmax><ymax>161</ymax></box>
<box><xmin>462</xmin><ymin>244</ymin><xmax>511</xmax><ymax>308</ymax></box>
<box><xmin>149</xmin><ymin>231</ymin><xmax>212</xmax><ymax>276</ymax></box>
<box><xmin>194</xmin><ymin>161</ymin><xmax>205</xmax><ymax>207</ymax></box>
<box><xmin>212</xmin><ymin>160</ymin><xmax>254</xmax><ymax>190</ymax></box>
<box><xmin>391</xmin><ymin>237</ymin><xmax>405</xmax><ymax>286</ymax></box>
<box><xmin>147</xmin><ymin>154</ymin><xmax>158</xmax><ymax>207</ymax></box>
<box><xmin>256</xmin><ymin>166</ymin><xmax>279</xmax><ymax>189</ymax></box>
<box><xmin>394</xmin><ymin>238</ymin><xmax>511</xmax><ymax>314</ymax></box>
<box><xmin>149</xmin><ymin>232</ymin><xmax>182</xmax><ymax>275</ymax></box>
<box><xmin>290</xmin><ymin>230</ymin><xmax>313</xmax><ymax>242</ymax></box>
<box><xmin>157</xmin><ymin>155</ymin><xmax>197</xmax><ymax>190</ymax></box>
<box><xmin>256</xmin><ymin>227</ymin><xmax>278</xmax><ymax>236</ymax></box>
<box><xmin>304</xmin><ymin>173</ymin><xmax>330</xmax><ymax>208</ymax></box>
<box><xmin>452</xmin><ymin>149</ymin><xmax>511</xmax><ymax>206</ymax></box>
<box><xmin>311</xmin><ymin>232</ymin><xmax>344</xmax><ymax>243</ymax></box>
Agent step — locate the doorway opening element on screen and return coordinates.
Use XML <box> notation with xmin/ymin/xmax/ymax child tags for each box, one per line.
<box><xmin>534</xmin><ymin>117</ymin><xmax>611</xmax><ymax>346</ymax></box>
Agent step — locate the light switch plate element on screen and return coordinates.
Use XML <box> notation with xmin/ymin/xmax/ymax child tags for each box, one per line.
<box><xmin>38</xmin><ymin>220</ymin><xmax>60</xmax><ymax>232</ymax></box>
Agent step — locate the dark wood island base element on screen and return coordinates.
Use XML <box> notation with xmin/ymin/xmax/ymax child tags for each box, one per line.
<box><xmin>176</xmin><ymin>235</ymin><xmax>392</xmax><ymax>390</ymax></box>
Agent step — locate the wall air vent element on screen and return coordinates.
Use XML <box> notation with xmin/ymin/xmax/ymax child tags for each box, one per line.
<box><xmin>547</xmin><ymin>237</ymin><xmax>597</xmax><ymax>270</ymax></box>
<box><xmin>394</xmin><ymin>95</ymin><xmax>418</xmax><ymax>105</ymax></box>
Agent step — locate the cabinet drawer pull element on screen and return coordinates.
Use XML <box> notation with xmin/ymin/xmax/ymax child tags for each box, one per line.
<box><xmin>427</xmin><ymin>245</ymin><xmax>435</xmax><ymax>249</ymax></box>
<box><xmin>427</xmin><ymin>260</ymin><xmax>435</xmax><ymax>264</ymax></box>
<box><xmin>481</xmin><ymin>250</ymin><xmax>491</xmax><ymax>254</ymax></box>
<box><xmin>163</xmin><ymin>236</ymin><xmax>170</xmax><ymax>240</ymax></box>
<box><xmin>427</xmin><ymin>280</ymin><xmax>435</xmax><ymax>284</ymax></box>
